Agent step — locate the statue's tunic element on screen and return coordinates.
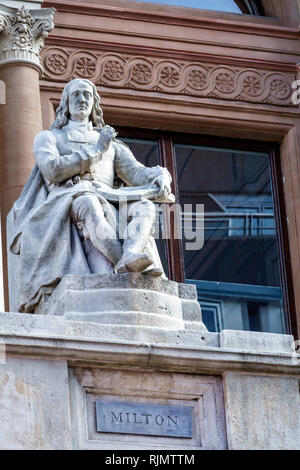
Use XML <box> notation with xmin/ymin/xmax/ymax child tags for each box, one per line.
<box><xmin>9</xmin><ymin>121</ymin><xmax>171</xmax><ymax>313</ymax></box>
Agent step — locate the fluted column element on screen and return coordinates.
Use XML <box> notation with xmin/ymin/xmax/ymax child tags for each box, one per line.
<box><xmin>0</xmin><ymin>3</ymin><xmax>55</xmax><ymax>309</ymax></box>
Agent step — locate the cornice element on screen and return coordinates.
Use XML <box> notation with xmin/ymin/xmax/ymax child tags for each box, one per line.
<box><xmin>43</xmin><ymin>0</ymin><xmax>300</xmax><ymax>40</ymax></box>
<box><xmin>2</xmin><ymin>331</ymin><xmax>300</xmax><ymax>377</ymax></box>
<box><xmin>45</xmin><ymin>35</ymin><xmax>297</xmax><ymax>73</ymax></box>
<box><xmin>0</xmin><ymin>312</ymin><xmax>297</xmax><ymax>376</ymax></box>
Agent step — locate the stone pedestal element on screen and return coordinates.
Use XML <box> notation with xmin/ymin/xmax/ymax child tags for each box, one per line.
<box><xmin>0</xmin><ymin>311</ymin><xmax>300</xmax><ymax>450</ymax></box>
<box><xmin>39</xmin><ymin>273</ymin><xmax>206</xmax><ymax>334</ymax></box>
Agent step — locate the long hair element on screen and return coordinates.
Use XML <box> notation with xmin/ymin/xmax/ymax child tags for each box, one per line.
<box><xmin>51</xmin><ymin>79</ymin><xmax>105</xmax><ymax>129</ymax></box>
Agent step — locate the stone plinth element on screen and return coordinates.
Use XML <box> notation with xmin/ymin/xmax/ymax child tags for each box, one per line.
<box><xmin>40</xmin><ymin>273</ymin><xmax>206</xmax><ymax>333</ymax></box>
<box><xmin>0</xmin><ymin>312</ymin><xmax>300</xmax><ymax>450</ymax></box>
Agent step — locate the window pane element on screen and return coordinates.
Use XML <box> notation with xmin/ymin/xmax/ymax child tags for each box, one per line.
<box><xmin>120</xmin><ymin>138</ymin><xmax>169</xmax><ymax>277</ymax></box>
<box><xmin>175</xmin><ymin>144</ymin><xmax>285</xmax><ymax>334</ymax></box>
<box><xmin>130</xmin><ymin>0</ymin><xmax>243</xmax><ymax>14</ymax></box>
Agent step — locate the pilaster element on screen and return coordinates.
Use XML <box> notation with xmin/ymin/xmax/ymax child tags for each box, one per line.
<box><xmin>0</xmin><ymin>2</ymin><xmax>55</xmax><ymax>310</ymax></box>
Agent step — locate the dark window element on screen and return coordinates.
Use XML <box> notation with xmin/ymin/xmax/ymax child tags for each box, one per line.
<box><xmin>118</xmin><ymin>128</ymin><xmax>294</xmax><ymax>336</ymax></box>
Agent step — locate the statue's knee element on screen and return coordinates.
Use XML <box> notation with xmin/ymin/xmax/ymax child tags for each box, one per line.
<box><xmin>72</xmin><ymin>195</ymin><xmax>103</xmax><ymax>221</ymax></box>
<box><xmin>131</xmin><ymin>200</ymin><xmax>156</xmax><ymax>222</ymax></box>
<box><xmin>144</xmin><ymin>200</ymin><xmax>156</xmax><ymax>221</ymax></box>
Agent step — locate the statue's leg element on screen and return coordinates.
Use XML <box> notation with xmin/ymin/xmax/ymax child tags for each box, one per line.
<box><xmin>116</xmin><ymin>199</ymin><xmax>156</xmax><ymax>274</ymax></box>
<box><xmin>71</xmin><ymin>195</ymin><xmax>123</xmax><ymax>266</ymax></box>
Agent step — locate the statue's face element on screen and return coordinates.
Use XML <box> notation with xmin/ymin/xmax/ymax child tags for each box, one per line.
<box><xmin>68</xmin><ymin>81</ymin><xmax>94</xmax><ymax>122</ymax></box>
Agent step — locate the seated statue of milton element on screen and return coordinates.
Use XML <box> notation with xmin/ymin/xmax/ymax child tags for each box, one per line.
<box><xmin>9</xmin><ymin>78</ymin><xmax>174</xmax><ymax>313</ymax></box>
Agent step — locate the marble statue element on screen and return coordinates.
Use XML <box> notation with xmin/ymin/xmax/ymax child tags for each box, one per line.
<box><xmin>9</xmin><ymin>79</ymin><xmax>174</xmax><ymax>313</ymax></box>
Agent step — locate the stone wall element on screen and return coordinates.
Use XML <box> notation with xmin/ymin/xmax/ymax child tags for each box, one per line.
<box><xmin>0</xmin><ymin>311</ymin><xmax>299</xmax><ymax>450</ymax></box>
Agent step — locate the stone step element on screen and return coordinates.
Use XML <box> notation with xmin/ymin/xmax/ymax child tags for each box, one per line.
<box><xmin>42</xmin><ymin>273</ymin><xmax>205</xmax><ymax>331</ymax></box>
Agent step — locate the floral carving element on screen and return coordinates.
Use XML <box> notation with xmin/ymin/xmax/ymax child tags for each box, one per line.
<box><xmin>160</xmin><ymin>66</ymin><xmax>180</xmax><ymax>86</ymax></box>
<box><xmin>216</xmin><ymin>72</ymin><xmax>235</xmax><ymax>92</ymax></box>
<box><xmin>188</xmin><ymin>69</ymin><xmax>207</xmax><ymax>90</ymax></box>
<box><xmin>13</xmin><ymin>33</ymin><xmax>29</xmax><ymax>48</ymax></box>
<box><xmin>270</xmin><ymin>79</ymin><xmax>290</xmax><ymax>99</ymax></box>
<box><xmin>103</xmin><ymin>60</ymin><xmax>124</xmax><ymax>80</ymax></box>
<box><xmin>243</xmin><ymin>76</ymin><xmax>262</xmax><ymax>96</ymax></box>
<box><xmin>45</xmin><ymin>53</ymin><xmax>67</xmax><ymax>74</ymax></box>
<box><xmin>41</xmin><ymin>47</ymin><xmax>295</xmax><ymax>107</ymax></box>
<box><xmin>132</xmin><ymin>63</ymin><xmax>152</xmax><ymax>83</ymax></box>
<box><xmin>75</xmin><ymin>56</ymin><xmax>96</xmax><ymax>77</ymax></box>
<box><xmin>10</xmin><ymin>6</ymin><xmax>35</xmax><ymax>49</ymax></box>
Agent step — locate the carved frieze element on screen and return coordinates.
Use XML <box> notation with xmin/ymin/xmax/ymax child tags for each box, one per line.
<box><xmin>0</xmin><ymin>5</ymin><xmax>55</xmax><ymax>71</ymax></box>
<box><xmin>42</xmin><ymin>47</ymin><xmax>296</xmax><ymax>107</ymax></box>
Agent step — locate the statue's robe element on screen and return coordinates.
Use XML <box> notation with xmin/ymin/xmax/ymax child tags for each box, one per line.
<box><xmin>9</xmin><ymin>121</ymin><xmax>172</xmax><ymax>313</ymax></box>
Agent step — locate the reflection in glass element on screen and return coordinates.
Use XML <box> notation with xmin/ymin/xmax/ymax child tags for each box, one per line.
<box><xmin>129</xmin><ymin>0</ymin><xmax>243</xmax><ymax>14</ymax></box>
<box><xmin>175</xmin><ymin>144</ymin><xmax>285</xmax><ymax>334</ymax></box>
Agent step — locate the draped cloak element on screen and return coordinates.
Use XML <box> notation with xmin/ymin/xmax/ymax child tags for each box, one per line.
<box><xmin>8</xmin><ymin>123</ymin><xmax>173</xmax><ymax>313</ymax></box>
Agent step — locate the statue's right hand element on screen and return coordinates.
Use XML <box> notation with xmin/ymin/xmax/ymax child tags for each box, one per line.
<box><xmin>96</xmin><ymin>125</ymin><xmax>117</xmax><ymax>153</ymax></box>
<box><xmin>80</xmin><ymin>144</ymin><xmax>102</xmax><ymax>164</ymax></box>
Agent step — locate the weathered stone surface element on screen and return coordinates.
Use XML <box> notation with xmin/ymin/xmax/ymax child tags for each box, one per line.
<box><xmin>66</xmin><ymin>319</ymin><xmax>217</xmax><ymax>346</ymax></box>
<box><xmin>220</xmin><ymin>329</ymin><xmax>295</xmax><ymax>353</ymax></box>
<box><xmin>8</xmin><ymin>79</ymin><xmax>175</xmax><ymax>315</ymax></box>
<box><xmin>181</xmin><ymin>298</ymin><xmax>203</xmax><ymax>322</ymax></box>
<box><xmin>53</xmin><ymin>273</ymin><xmax>181</xmax><ymax>297</ymax></box>
<box><xmin>178</xmin><ymin>283</ymin><xmax>198</xmax><ymax>300</ymax></box>
<box><xmin>43</xmin><ymin>273</ymin><xmax>206</xmax><ymax>332</ymax></box>
<box><xmin>71</xmin><ymin>368</ymin><xmax>226</xmax><ymax>450</ymax></box>
<box><xmin>0</xmin><ymin>311</ymin><xmax>66</xmax><ymax>336</ymax></box>
<box><xmin>224</xmin><ymin>372</ymin><xmax>300</xmax><ymax>450</ymax></box>
<box><xmin>0</xmin><ymin>311</ymin><xmax>299</xmax><ymax>449</ymax></box>
<box><xmin>0</xmin><ymin>357</ymin><xmax>71</xmax><ymax>450</ymax></box>
<box><xmin>0</xmin><ymin>311</ymin><xmax>212</xmax><ymax>346</ymax></box>
<box><xmin>66</xmin><ymin>310</ymin><xmax>184</xmax><ymax>330</ymax></box>
<box><xmin>1</xmin><ymin>312</ymin><xmax>299</xmax><ymax>371</ymax></box>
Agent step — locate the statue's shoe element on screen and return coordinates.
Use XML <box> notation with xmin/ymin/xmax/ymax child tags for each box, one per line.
<box><xmin>116</xmin><ymin>251</ymin><xmax>153</xmax><ymax>274</ymax></box>
<box><xmin>142</xmin><ymin>266</ymin><xmax>163</xmax><ymax>277</ymax></box>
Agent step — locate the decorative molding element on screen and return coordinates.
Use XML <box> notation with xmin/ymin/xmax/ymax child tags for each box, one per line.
<box><xmin>43</xmin><ymin>0</ymin><xmax>300</xmax><ymax>40</ymax></box>
<box><xmin>45</xmin><ymin>36</ymin><xmax>297</xmax><ymax>73</ymax></box>
<box><xmin>0</xmin><ymin>4</ymin><xmax>55</xmax><ymax>72</ymax></box>
<box><xmin>42</xmin><ymin>47</ymin><xmax>296</xmax><ymax>107</ymax></box>
<box><xmin>0</xmin><ymin>321</ymin><xmax>299</xmax><ymax>376</ymax></box>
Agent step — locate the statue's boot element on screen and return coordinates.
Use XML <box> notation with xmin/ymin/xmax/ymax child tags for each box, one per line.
<box><xmin>116</xmin><ymin>250</ymin><xmax>152</xmax><ymax>274</ymax></box>
<box><xmin>141</xmin><ymin>266</ymin><xmax>163</xmax><ymax>277</ymax></box>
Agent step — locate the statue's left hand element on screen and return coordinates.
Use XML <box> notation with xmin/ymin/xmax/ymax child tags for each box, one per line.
<box><xmin>151</xmin><ymin>175</ymin><xmax>171</xmax><ymax>199</ymax></box>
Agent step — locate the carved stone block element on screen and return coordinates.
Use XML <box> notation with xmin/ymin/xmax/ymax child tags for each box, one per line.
<box><xmin>41</xmin><ymin>273</ymin><xmax>206</xmax><ymax>332</ymax></box>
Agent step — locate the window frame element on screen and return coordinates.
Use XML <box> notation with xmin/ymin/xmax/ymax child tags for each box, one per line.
<box><xmin>116</xmin><ymin>126</ymin><xmax>296</xmax><ymax>336</ymax></box>
<box><xmin>235</xmin><ymin>0</ymin><xmax>265</xmax><ymax>16</ymax></box>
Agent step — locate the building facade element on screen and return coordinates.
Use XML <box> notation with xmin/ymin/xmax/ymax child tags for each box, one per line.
<box><xmin>0</xmin><ymin>0</ymin><xmax>300</xmax><ymax>450</ymax></box>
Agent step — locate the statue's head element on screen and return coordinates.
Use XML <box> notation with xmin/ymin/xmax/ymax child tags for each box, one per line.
<box><xmin>51</xmin><ymin>79</ymin><xmax>105</xmax><ymax>129</ymax></box>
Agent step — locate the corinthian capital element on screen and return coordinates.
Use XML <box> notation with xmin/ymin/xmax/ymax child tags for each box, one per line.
<box><xmin>0</xmin><ymin>3</ymin><xmax>55</xmax><ymax>72</ymax></box>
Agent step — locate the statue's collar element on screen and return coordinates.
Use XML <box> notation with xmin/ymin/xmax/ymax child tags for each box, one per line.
<box><xmin>63</xmin><ymin>120</ymin><xmax>94</xmax><ymax>143</ymax></box>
